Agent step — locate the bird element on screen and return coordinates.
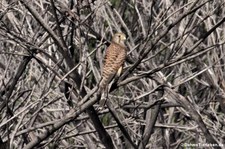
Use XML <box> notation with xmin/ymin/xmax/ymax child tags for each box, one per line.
<box><xmin>99</xmin><ymin>32</ymin><xmax>127</xmax><ymax>93</ymax></box>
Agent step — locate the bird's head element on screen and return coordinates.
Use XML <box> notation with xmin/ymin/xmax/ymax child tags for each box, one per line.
<box><xmin>112</xmin><ymin>32</ymin><xmax>126</xmax><ymax>47</ymax></box>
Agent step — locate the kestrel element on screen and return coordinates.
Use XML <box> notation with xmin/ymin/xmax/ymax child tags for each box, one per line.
<box><xmin>99</xmin><ymin>32</ymin><xmax>127</xmax><ymax>92</ymax></box>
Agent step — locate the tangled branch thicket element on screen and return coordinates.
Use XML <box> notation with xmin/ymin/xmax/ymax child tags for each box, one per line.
<box><xmin>1</xmin><ymin>0</ymin><xmax>225</xmax><ymax>148</ymax></box>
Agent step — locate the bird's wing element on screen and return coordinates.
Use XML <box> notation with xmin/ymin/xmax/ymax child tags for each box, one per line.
<box><xmin>100</xmin><ymin>43</ymin><xmax>126</xmax><ymax>90</ymax></box>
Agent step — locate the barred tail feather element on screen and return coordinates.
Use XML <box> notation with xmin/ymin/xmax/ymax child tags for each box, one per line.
<box><xmin>99</xmin><ymin>77</ymin><xmax>107</xmax><ymax>92</ymax></box>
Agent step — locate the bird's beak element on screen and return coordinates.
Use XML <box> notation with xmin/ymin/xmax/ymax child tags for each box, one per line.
<box><xmin>123</xmin><ymin>36</ymin><xmax>127</xmax><ymax>40</ymax></box>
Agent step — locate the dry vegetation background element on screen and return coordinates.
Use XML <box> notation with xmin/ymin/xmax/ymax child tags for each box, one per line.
<box><xmin>1</xmin><ymin>0</ymin><xmax>225</xmax><ymax>149</ymax></box>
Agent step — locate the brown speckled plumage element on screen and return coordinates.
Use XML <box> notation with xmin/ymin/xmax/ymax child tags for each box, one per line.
<box><xmin>99</xmin><ymin>32</ymin><xmax>127</xmax><ymax>91</ymax></box>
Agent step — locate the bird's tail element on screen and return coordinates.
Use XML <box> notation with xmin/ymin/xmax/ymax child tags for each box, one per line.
<box><xmin>98</xmin><ymin>78</ymin><xmax>108</xmax><ymax>107</ymax></box>
<box><xmin>99</xmin><ymin>77</ymin><xmax>107</xmax><ymax>93</ymax></box>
